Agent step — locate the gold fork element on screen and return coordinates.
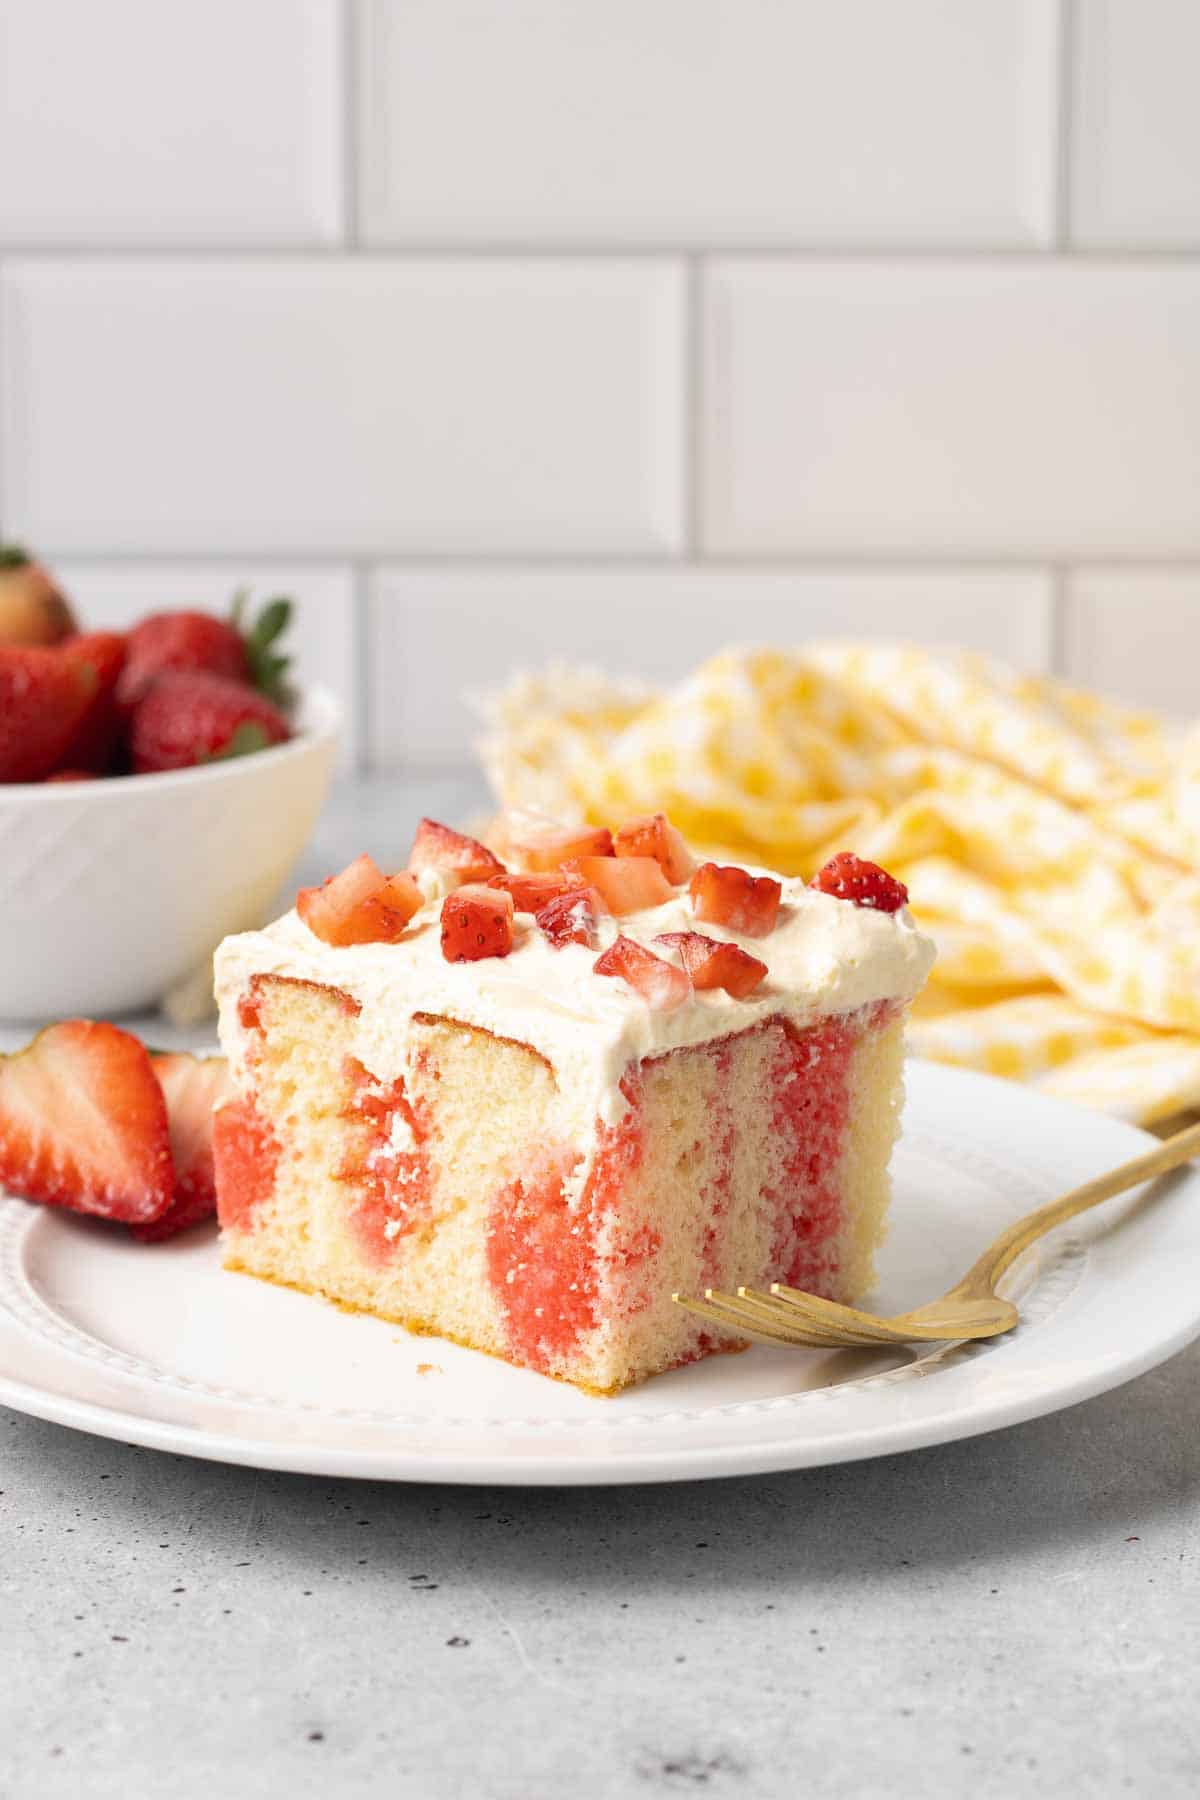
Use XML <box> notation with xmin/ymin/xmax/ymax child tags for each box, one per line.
<box><xmin>674</xmin><ymin>1117</ymin><xmax>1200</xmax><ymax>1351</ymax></box>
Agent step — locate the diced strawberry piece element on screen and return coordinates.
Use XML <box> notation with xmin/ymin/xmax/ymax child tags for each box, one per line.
<box><xmin>614</xmin><ymin>813</ymin><xmax>694</xmax><ymax>884</ymax></box>
<box><xmin>297</xmin><ymin>854</ymin><xmax>422</xmax><ymax>947</ymax></box>
<box><xmin>496</xmin><ymin>809</ymin><xmax>614</xmax><ymax>872</ymax></box>
<box><xmin>535</xmin><ymin>885</ymin><xmax>603</xmax><ymax>949</ymax></box>
<box><xmin>810</xmin><ymin>852</ymin><xmax>909</xmax><ymax>914</ymax></box>
<box><xmin>654</xmin><ymin>930</ymin><xmax>768</xmax><ymax>998</ymax></box>
<box><xmin>594</xmin><ymin>935</ymin><xmax>691</xmax><ymax>1010</ymax></box>
<box><xmin>408</xmin><ymin>816</ymin><xmax>503</xmax><ymax>886</ymax></box>
<box><xmin>689</xmin><ymin>862</ymin><xmax>782</xmax><ymax>937</ymax></box>
<box><xmin>487</xmin><ymin>870</ymin><xmax>582</xmax><ymax>912</ymax></box>
<box><xmin>563</xmin><ymin>855</ymin><xmax>672</xmax><ymax>916</ymax></box>
<box><xmin>441</xmin><ymin>883</ymin><xmax>514</xmax><ymax>962</ymax></box>
<box><xmin>0</xmin><ymin>1020</ymin><xmax>173</xmax><ymax>1224</ymax></box>
<box><xmin>131</xmin><ymin>1053</ymin><xmax>233</xmax><ymax>1242</ymax></box>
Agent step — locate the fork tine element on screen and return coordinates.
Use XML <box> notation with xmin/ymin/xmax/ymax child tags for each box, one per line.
<box><xmin>673</xmin><ymin>1290</ymin><xmax>849</xmax><ymax>1349</ymax></box>
<box><xmin>734</xmin><ymin>1287</ymin><xmax>894</xmax><ymax>1349</ymax></box>
<box><xmin>768</xmin><ymin>1283</ymin><xmax>912</xmax><ymax>1345</ymax></box>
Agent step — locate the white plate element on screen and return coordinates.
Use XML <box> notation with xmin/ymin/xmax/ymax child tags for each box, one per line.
<box><xmin>1</xmin><ymin>1062</ymin><xmax>1197</xmax><ymax>1486</ymax></box>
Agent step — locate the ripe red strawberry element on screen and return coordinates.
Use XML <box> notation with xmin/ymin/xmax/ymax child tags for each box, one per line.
<box><xmin>408</xmin><ymin>817</ymin><xmax>503</xmax><ymax>886</ymax></box>
<box><xmin>486</xmin><ymin>870</ymin><xmax>582</xmax><ymax>912</ymax></box>
<box><xmin>129</xmin><ymin>669</ymin><xmax>290</xmax><ymax>773</ymax></box>
<box><xmin>441</xmin><ymin>884</ymin><xmax>514</xmax><ymax>962</ymax></box>
<box><xmin>613</xmin><ymin>813</ymin><xmax>694</xmax><ymax>885</ymax></box>
<box><xmin>118</xmin><ymin>590</ymin><xmax>293</xmax><ymax>710</ymax></box>
<box><xmin>44</xmin><ymin>769</ymin><xmax>98</xmax><ymax>783</ymax></box>
<box><xmin>654</xmin><ymin>930</ymin><xmax>768</xmax><ymax>998</ymax></box>
<box><xmin>562</xmin><ymin>854</ymin><xmax>673</xmax><ymax>916</ymax></box>
<box><xmin>810</xmin><ymin>852</ymin><xmax>909</xmax><ymax>913</ymax></box>
<box><xmin>689</xmin><ymin>862</ymin><xmax>782</xmax><ymax>938</ymax></box>
<box><xmin>131</xmin><ymin>1054</ymin><xmax>233</xmax><ymax>1242</ymax></box>
<box><xmin>535</xmin><ymin>885</ymin><xmax>603</xmax><ymax>949</ymax></box>
<box><xmin>57</xmin><ymin>631</ymin><xmax>128</xmax><ymax>772</ymax></box>
<box><xmin>0</xmin><ymin>643</ymin><xmax>98</xmax><ymax>782</ymax></box>
<box><xmin>0</xmin><ymin>1021</ymin><xmax>173</xmax><ymax>1224</ymax></box>
<box><xmin>297</xmin><ymin>854</ymin><xmax>422</xmax><ymax>947</ymax></box>
<box><xmin>0</xmin><ymin>544</ymin><xmax>76</xmax><ymax>646</ymax></box>
<box><xmin>594</xmin><ymin>936</ymin><xmax>691</xmax><ymax>1010</ymax></box>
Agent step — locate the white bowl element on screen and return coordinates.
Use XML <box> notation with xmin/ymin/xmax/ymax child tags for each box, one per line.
<box><xmin>0</xmin><ymin>685</ymin><xmax>339</xmax><ymax>1022</ymax></box>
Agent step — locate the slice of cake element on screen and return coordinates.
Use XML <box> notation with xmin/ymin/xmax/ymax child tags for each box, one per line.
<box><xmin>212</xmin><ymin>815</ymin><xmax>934</xmax><ymax>1394</ymax></box>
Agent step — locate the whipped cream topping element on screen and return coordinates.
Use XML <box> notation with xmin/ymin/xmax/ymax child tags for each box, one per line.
<box><xmin>214</xmin><ymin>869</ymin><xmax>935</xmax><ymax>1207</ymax></box>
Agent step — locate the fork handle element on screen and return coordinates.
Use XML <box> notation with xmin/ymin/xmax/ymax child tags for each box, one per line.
<box><xmin>952</xmin><ymin>1117</ymin><xmax>1200</xmax><ymax>1301</ymax></box>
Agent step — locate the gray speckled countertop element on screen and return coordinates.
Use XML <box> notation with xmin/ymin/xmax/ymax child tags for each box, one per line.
<box><xmin>1</xmin><ymin>778</ymin><xmax>1198</xmax><ymax>1798</ymax></box>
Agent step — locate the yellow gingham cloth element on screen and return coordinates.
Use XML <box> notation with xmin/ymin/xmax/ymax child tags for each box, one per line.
<box><xmin>481</xmin><ymin>645</ymin><xmax>1200</xmax><ymax>1126</ymax></box>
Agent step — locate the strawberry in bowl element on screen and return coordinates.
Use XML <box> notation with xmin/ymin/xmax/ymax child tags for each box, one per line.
<box><xmin>0</xmin><ymin>552</ymin><xmax>338</xmax><ymax>1018</ymax></box>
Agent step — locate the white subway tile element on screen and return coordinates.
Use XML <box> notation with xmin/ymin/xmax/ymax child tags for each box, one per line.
<box><xmin>367</xmin><ymin>566</ymin><xmax>1053</xmax><ymax>766</ymax></box>
<box><xmin>1072</xmin><ymin>1</ymin><xmax>1200</xmax><ymax>247</ymax></box>
<box><xmin>53</xmin><ymin>562</ymin><xmax>361</xmax><ymax>768</ymax></box>
<box><xmin>1063</xmin><ymin>573</ymin><xmax>1200</xmax><ymax>719</ymax></box>
<box><xmin>704</xmin><ymin>262</ymin><xmax>1200</xmax><ymax>557</ymax></box>
<box><xmin>361</xmin><ymin>0</ymin><xmax>1056</xmax><ymax>248</ymax></box>
<box><xmin>1</xmin><ymin>261</ymin><xmax>684</xmax><ymax>555</ymax></box>
<box><xmin>0</xmin><ymin>0</ymin><xmax>342</xmax><ymax>246</ymax></box>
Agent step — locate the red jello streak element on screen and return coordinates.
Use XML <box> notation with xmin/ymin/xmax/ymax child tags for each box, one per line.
<box><xmin>768</xmin><ymin>1005</ymin><xmax>889</xmax><ymax>1292</ymax></box>
<box><xmin>338</xmin><ymin>1057</ymin><xmax>433</xmax><ymax>1265</ymax></box>
<box><xmin>213</xmin><ymin>1096</ymin><xmax>281</xmax><ymax>1233</ymax></box>
<box><xmin>700</xmin><ymin>1042</ymin><xmax>735</xmax><ymax>1288</ymax></box>
<box><xmin>486</xmin><ymin>1075</ymin><xmax>646</xmax><ymax>1373</ymax></box>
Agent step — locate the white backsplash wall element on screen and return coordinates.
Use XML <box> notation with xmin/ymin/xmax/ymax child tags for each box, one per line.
<box><xmin>0</xmin><ymin>0</ymin><xmax>1198</xmax><ymax>770</ymax></box>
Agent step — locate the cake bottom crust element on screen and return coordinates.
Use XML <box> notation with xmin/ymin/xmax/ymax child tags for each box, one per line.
<box><xmin>223</xmin><ymin>1255</ymin><xmax>751</xmax><ymax>1397</ymax></box>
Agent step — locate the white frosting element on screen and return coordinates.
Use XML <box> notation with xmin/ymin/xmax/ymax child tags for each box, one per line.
<box><xmin>214</xmin><ymin>868</ymin><xmax>934</xmax><ymax>1206</ymax></box>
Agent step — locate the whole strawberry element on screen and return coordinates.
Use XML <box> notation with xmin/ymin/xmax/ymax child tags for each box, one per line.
<box><xmin>58</xmin><ymin>630</ymin><xmax>128</xmax><ymax>772</ymax></box>
<box><xmin>130</xmin><ymin>669</ymin><xmax>291</xmax><ymax>773</ymax></box>
<box><xmin>0</xmin><ymin>643</ymin><xmax>97</xmax><ymax>781</ymax></box>
<box><xmin>118</xmin><ymin>590</ymin><xmax>293</xmax><ymax>710</ymax></box>
<box><xmin>0</xmin><ymin>543</ymin><xmax>77</xmax><ymax>647</ymax></box>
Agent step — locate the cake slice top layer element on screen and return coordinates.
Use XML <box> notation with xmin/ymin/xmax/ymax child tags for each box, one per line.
<box><xmin>215</xmin><ymin>818</ymin><xmax>935</xmax><ymax>1162</ymax></box>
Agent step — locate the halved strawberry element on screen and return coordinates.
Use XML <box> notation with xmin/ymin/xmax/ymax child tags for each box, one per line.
<box><xmin>297</xmin><ymin>854</ymin><xmax>422</xmax><ymax>947</ymax></box>
<box><xmin>496</xmin><ymin>809</ymin><xmax>614</xmax><ymax>872</ymax></box>
<box><xmin>535</xmin><ymin>885</ymin><xmax>603</xmax><ymax>949</ymax></box>
<box><xmin>441</xmin><ymin>884</ymin><xmax>514</xmax><ymax>962</ymax></box>
<box><xmin>562</xmin><ymin>855</ymin><xmax>673</xmax><ymax>916</ymax></box>
<box><xmin>594</xmin><ymin>936</ymin><xmax>691</xmax><ymax>1010</ymax></box>
<box><xmin>654</xmin><ymin>930</ymin><xmax>768</xmax><ymax>998</ymax></box>
<box><xmin>486</xmin><ymin>870</ymin><xmax>583</xmax><ymax>912</ymax></box>
<box><xmin>810</xmin><ymin>852</ymin><xmax>909</xmax><ymax>913</ymax></box>
<box><xmin>131</xmin><ymin>1053</ymin><xmax>233</xmax><ymax>1242</ymax></box>
<box><xmin>0</xmin><ymin>643</ymin><xmax>97</xmax><ymax>782</ymax></box>
<box><xmin>58</xmin><ymin>631</ymin><xmax>128</xmax><ymax>772</ymax></box>
<box><xmin>408</xmin><ymin>817</ymin><xmax>503</xmax><ymax>887</ymax></box>
<box><xmin>614</xmin><ymin>813</ymin><xmax>694</xmax><ymax>885</ymax></box>
<box><xmin>689</xmin><ymin>862</ymin><xmax>782</xmax><ymax>938</ymax></box>
<box><xmin>0</xmin><ymin>1020</ymin><xmax>173</xmax><ymax>1224</ymax></box>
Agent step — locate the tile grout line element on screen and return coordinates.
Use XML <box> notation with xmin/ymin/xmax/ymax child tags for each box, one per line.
<box><xmin>4</xmin><ymin>243</ymin><xmax>1200</xmax><ymax>264</ymax></box>
<box><xmin>341</xmin><ymin>0</ymin><xmax>361</xmax><ymax>252</ymax></box>
<box><xmin>351</xmin><ymin>559</ymin><xmax>373</xmax><ymax>775</ymax></box>
<box><xmin>683</xmin><ymin>255</ymin><xmax>703</xmax><ymax>557</ymax></box>
<box><xmin>1053</xmin><ymin>0</ymin><xmax>1076</xmax><ymax>253</ymax></box>
<box><xmin>1048</xmin><ymin>569</ymin><xmax>1070</xmax><ymax>677</ymax></box>
<box><xmin>33</xmin><ymin>548</ymin><xmax>1200</xmax><ymax>573</ymax></box>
